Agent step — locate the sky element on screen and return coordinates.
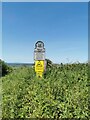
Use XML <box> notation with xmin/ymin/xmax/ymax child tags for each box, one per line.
<box><xmin>2</xmin><ymin>0</ymin><xmax>90</xmax><ymax>2</ymax></box>
<box><xmin>2</xmin><ymin>2</ymin><xmax>88</xmax><ymax>63</ymax></box>
<box><xmin>0</xmin><ymin>2</ymin><xmax>2</xmax><ymax>60</ymax></box>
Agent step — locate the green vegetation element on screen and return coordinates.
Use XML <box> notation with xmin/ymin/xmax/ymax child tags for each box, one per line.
<box><xmin>0</xmin><ymin>60</ymin><xmax>12</xmax><ymax>77</ymax></box>
<box><xmin>1</xmin><ymin>62</ymin><xmax>89</xmax><ymax>119</ymax></box>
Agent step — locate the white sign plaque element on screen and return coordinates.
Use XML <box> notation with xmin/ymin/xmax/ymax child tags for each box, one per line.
<box><xmin>34</xmin><ymin>41</ymin><xmax>45</xmax><ymax>61</ymax></box>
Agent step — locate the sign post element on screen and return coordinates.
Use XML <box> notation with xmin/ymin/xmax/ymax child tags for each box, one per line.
<box><xmin>34</xmin><ymin>41</ymin><xmax>46</xmax><ymax>78</ymax></box>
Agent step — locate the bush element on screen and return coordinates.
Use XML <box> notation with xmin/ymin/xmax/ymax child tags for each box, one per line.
<box><xmin>45</xmin><ymin>59</ymin><xmax>53</xmax><ymax>68</ymax></box>
<box><xmin>0</xmin><ymin>59</ymin><xmax>12</xmax><ymax>77</ymax></box>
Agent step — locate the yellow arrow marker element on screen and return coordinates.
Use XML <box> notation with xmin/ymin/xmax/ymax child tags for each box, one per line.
<box><xmin>35</xmin><ymin>60</ymin><xmax>44</xmax><ymax>78</ymax></box>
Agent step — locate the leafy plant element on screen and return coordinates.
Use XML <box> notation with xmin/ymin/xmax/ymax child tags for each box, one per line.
<box><xmin>1</xmin><ymin>62</ymin><xmax>89</xmax><ymax>119</ymax></box>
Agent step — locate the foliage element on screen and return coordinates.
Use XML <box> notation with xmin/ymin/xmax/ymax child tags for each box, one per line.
<box><xmin>0</xmin><ymin>59</ymin><xmax>12</xmax><ymax>77</ymax></box>
<box><xmin>1</xmin><ymin>63</ymin><xmax>89</xmax><ymax>119</ymax></box>
<box><xmin>45</xmin><ymin>59</ymin><xmax>53</xmax><ymax>68</ymax></box>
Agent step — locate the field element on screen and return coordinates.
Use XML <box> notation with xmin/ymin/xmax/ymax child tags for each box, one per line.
<box><xmin>1</xmin><ymin>63</ymin><xmax>89</xmax><ymax>119</ymax></box>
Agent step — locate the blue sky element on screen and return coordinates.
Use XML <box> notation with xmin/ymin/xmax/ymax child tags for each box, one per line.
<box><xmin>0</xmin><ymin>2</ymin><xmax>2</xmax><ymax>60</ymax></box>
<box><xmin>2</xmin><ymin>0</ymin><xmax>90</xmax><ymax>2</ymax></box>
<box><xmin>2</xmin><ymin>2</ymin><xmax>88</xmax><ymax>63</ymax></box>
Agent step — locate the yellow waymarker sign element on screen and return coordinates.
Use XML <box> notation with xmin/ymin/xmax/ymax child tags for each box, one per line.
<box><xmin>35</xmin><ymin>60</ymin><xmax>44</xmax><ymax>72</ymax></box>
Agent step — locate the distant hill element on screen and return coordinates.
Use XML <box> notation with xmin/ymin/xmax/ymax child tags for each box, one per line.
<box><xmin>7</xmin><ymin>63</ymin><xmax>34</xmax><ymax>67</ymax></box>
